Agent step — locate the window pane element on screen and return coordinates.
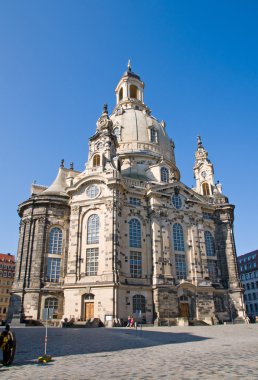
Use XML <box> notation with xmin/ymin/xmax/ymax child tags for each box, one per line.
<box><xmin>175</xmin><ymin>254</ymin><xmax>187</xmax><ymax>279</ymax></box>
<box><xmin>207</xmin><ymin>259</ymin><xmax>217</xmax><ymax>281</ymax></box>
<box><xmin>129</xmin><ymin>219</ymin><xmax>141</xmax><ymax>248</ymax></box>
<box><xmin>133</xmin><ymin>295</ymin><xmax>146</xmax><ymax>313</ymax></box>
<box><xmin>172</xmin><ymin>194</ymin><xmax>182</xmax><ymax>209</ymax></box>
<box><xmin>46</xmin><ymin>258</ymin><xmax>61</xmax><ymax>282</ymax></box>
<box><xmin>130</xmin><ymin>252</ymin><xmax>142</xmax><ymax>278</ymax></box>
<box><xmin>44</xmin><ymin>297</ymin><xmax>58</xmax><ymax>311</ymax></box>
<box><xmin>129</xmin><ymin>197</ymin><xmax>141</xmax><ymax>206</ymax></box>
<box><xmin>150</xmin><ymin>128</ymin><xmax>158</xmax><ymax>143</ymax></box>
<box><xmin>49</xmin><ymin>228</ymin><xmax>62</xmax><ymax>254</ymax></box>
<box><xmin>205</xmin><ymin>231</ymin><xmax>215</xmax><ymax>256</ymax></box>
<box><xmin>173</xmin><ymin>223</ymin><xmax>184</xmax><ymax>251</ymax></box>
<box><xmin>87</xmin><ymin>214</ymin><xmax>100</xmax><ymax>244</ymax></box>
<box><xmin>161</xmin><ymin>167</ymin><xmax>169</xmax><ymax>183</ymax></box>
<box><xmin>86</xmin><ymin>248</ymin><xmax>99</xmax><ymax>276</ymax></box>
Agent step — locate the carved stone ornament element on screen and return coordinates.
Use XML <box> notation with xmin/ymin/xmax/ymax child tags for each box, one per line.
<box><xmin>96</xmin><ymin>115</ymin><xmax>113</xmax><ymax>132</ymax></box>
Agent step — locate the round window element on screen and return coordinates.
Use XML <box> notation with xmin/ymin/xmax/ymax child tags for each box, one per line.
<box><xmin>172</xmin><ymin>194</ymin><xmax>182</xmax><ymax>209</ymax></box>
<box><xmin>86</xmin><ymin>185</ymin><xmax>100</xmax><ymax>199</ymax></box>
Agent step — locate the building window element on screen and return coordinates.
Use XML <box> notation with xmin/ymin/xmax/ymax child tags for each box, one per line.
<box><xmin>130</xmin><ymin>85</ymin><xmax>138</xmax><ymax>99</ymax></box>
<box><xmin>86</xmin><ymin>185</ymin><xmax>99</xmax><ymax>199</ymax></box>
<box><xmin>129</xmin><ymin>197</ymin><xmax>141</xmax><ymax>206</ymax></box>
<box><xmin>203</xmin><ymin>212</ymin><xmax>213</xmax><ymax>220</ymax></box>
<box><xmin>150</xmin><ymin>128</ymin><xmax>158</xmax><ymax>143</ymax></box>
<box><xmin>207</xmin><ymin>260</ymin><xmax>217</xmax><ymax>282</ymax></box>
<box><xmin>173</xmin><ymin>223</ymin><xmax>185</xmax><ymax>251</ymax></box>
<box><xmin>175</xmin><ymin>254</ymin><xmax>187</xmax><ymax>280</ymax></box>
<box><xmin>202</xmin><ymin>182</ymin><xmax>210</xmax><ymax>196</ymax></box>
<box><xmin>93</xmin><ymin>154</ymin><xmax>100</xmax><ymax>167</ymax></box>
<box><xmin>205</xmin><ymin>231</ymin><xmax>216</xmax><ymax>256</ymax></box>
<box><xmin>130</xmin><ymin>252</ymin><xmax>142</xmax><ymax>278</ymax></box>
<box><xmin>172</xmin><ymin>194</ymin><xmax>182</xmax><ymax>209</ymax></box>
<box><xmin>46</xmin><ymin>258</ymin><xmax>61</xmax><ymax>282</ymax></box>
<box><xmin>87</xmin><ymin>214</ymin><xmax>100</xmax><ymax>244</ymax></box>
<box><xmin>86</xmin><ymin>248</ymin><xmax>99</xmax><ymax>276</ymax></box>
<box><xmin>129</xmin><ymin>219</ymin><xmax>141</xmax><ymax>248</ymax></box>
<box><xmin>44</xmin><ymin>297</ymin><xmax>58</xmax><ymax>313</ymax></box>
<box><xmin>133</xmin><ymin>294</ymin><xmax>146</xmax><ymax>313</ymax></box>
<box><xmin>49</xmin><ymin>228</ymin><xmax>63</xmax><ymax>254</ymax></box>
<box><xmin>161</xmin><ymin>167</ymin><xmax>169</xmax><ymax>183</ymax></box>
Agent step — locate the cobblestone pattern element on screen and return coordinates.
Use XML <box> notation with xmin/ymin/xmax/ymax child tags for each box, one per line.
<box><xmin>0</xmin><ymin>325</ymin><xmax>257</xmax><ymax>379</ymax></box>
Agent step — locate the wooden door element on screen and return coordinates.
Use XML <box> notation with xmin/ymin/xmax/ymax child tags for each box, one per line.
<box><xmin>179</xmin><ymin>303</ymin><xmax>189</xmax><ymax>318</ymax></box>
<box><xmin>84</xmin><ymin>302</ymin><xmax>94</xmax><ymax>320</ymax></box>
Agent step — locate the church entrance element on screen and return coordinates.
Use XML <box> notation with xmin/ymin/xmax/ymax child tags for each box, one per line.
<box><xmin>83</xmin><ymin>293</ymin><xmax>94</xmax><ymax>321</ymax></box>
<box><xmin>179</xmin><ymin>302</ymin><xmax>189</xmax><ymax>318</ymax></box>
<box><xmin>84</xmin><ymin>302</ymin><xmax>94</xmax><ymax>320</ymax></box>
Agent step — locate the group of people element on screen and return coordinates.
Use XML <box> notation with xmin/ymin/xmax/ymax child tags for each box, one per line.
<box><xmin>126</xmin><ymin>315</ymin><xmax>135</xmax><ymax>328</ymax></box>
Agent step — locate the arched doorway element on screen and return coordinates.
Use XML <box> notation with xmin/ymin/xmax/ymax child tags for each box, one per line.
<box><xmin>83</xmin><ymin>293</ymin><xmax>94</xmax><ymax>321</ymax></box>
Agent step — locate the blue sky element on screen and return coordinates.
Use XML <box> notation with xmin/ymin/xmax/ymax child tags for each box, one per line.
<box><xmin>0</xmin><ymin>0</ymin><xmax>257</xmax><ymax>256</ymax></box>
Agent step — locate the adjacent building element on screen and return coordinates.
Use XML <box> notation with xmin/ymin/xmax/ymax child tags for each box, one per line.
<box><xmin>237</xmin><ymin>250</ymin><xmax>258</xmax><ymax>320</ymax></box>
<box><xmin>11</xmin><ymin>64</ymin><xmax>244</xmax><ymax>325</ymax></box>
<box><xmin>0</xmin><ymin>253</ymin><xmax>15</xmax><ymax>322</ymax></box>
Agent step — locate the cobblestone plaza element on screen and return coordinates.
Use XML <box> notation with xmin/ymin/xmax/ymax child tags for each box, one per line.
<box><xmin>1</xmin><ymin>324</ymin><xmax>257</xmax><ymax>379</ymax></box>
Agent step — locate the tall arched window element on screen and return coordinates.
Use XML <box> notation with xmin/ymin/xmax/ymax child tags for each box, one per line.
<box><xmin>173</xmin><ymin>223</ymin><xmax>184</xmax><ymax>251</ymax></box>
<box><xmin>133</xmin><ymin>294</ymin><xmax>146</xmax><ymax>313</ymax></box>
<box><xmin>93</xmin><ymin>154</ymin><xmax>100</xmax><ymax>167</ymax></box>
<box><xmin>161</xmin><ymin>167</ymin><xmax>169</xmax><ymax>183</ymax></box>
<box><xmin>205</xmin><ymin>231</ymin><xmax>215</xmax><ymax>256</ymax></box>
<box><xmin>87</xmin><ymin>214</ymin><xmax>100</xmax><ymax>244</ymax></box>
<box><xmin>130</xmin><ymin>85</ymin><xmax>138</xmax><ymax>99</ymax></box>
<box><xmin>202</xmin><ymin>182</ymin><xmax>210</xmax><ymax>196</ymax></box>
<box><xmin>49</xmin><ymin>227</ymin><xmax>62</xmax><ymax>254</ymax></box>
<box><xmin>129</xmin><ymin>218</ymin><xmax>141</xmax><ymax>248</ymax></box>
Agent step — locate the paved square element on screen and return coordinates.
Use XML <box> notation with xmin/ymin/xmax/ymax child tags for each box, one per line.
<box><xmin>0</xmin><ymin>324</ymin><xmax>257</xmax><ymax>379</ymax></box>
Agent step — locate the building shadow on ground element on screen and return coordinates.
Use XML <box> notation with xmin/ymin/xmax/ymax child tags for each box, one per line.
<box><xmin>1</xmin><ymin>327</ymin><xmax>211</xmax><ymax>368</ymax></box>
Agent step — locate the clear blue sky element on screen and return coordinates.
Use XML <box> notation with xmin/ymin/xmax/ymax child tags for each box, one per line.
<box><xmin>1</xmin><ymin>0</ymin><xmax>257</xmax><ymax>256</ymax></box>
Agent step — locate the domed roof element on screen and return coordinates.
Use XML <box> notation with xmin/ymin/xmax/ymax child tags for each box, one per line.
<box><xmin>110</xmin><ymin>108</ymin><xmax>175</xmax><ymax>163</ymax></box>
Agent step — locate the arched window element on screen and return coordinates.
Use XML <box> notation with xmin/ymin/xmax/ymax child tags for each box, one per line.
<box><xmin>133</xmin><ymin>294</ymin><xmax>146</xmax><ymax>313</ymax></box>
<box><xmin>150</xmin><ymin>127</ymin><xmax>158</xmax><ymax>143</ymax></box>
<box><xmin>205</xmin><ymin>231</ymin><xmax>215</xmax><ymax>256</ymax></box>
<box><xmin>129</xmin><ymin>218</ymin><xmax>141</xmax><ymax>248</ymax></box>
<box><xmin>93</xmin><ymin>154</ymin><xmax>100</xmax><ymax>167</ymax></box>
<box><xmin>202</xmin><ymin>182</ymin><xmax>210</xmax><ymax>196</ymax></box>
<box><xmin>119</xmin><ymin>87</ymin><xmax>123</xmax><ymax>101</ymax></box>
<box><xmin>44</xmin><ymin>297</ymin><xmax>58</xmax><ymax>316</ymax></box>
<box><xmin>49</xmin><ymin>227</ymin><xmax>62</xmax><ymax>254</ymax></box>
<box><xmin>161</xmin><ymin>167</ymin><xmax>169</xmax><ymax>183</ymax></box>
<box><xmin>87</xmin><ymin>214</ymin><xmax>100</xmax><ymax>244</ymax></box>
<box><xmin>130</xmin><ymin>85</ymin><xmax>138</xmax><ymax>99</ymax></box>
<box><xmin>173</xmin><ymin>223</ymin><xmax>184</xmax><ymax>251</ymax></box>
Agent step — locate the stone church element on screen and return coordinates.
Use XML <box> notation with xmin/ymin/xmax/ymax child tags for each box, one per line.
<box><xmin>11</xmin><ymin>63</ymin><xmax>244</xmax><ymax>325</ymax></box>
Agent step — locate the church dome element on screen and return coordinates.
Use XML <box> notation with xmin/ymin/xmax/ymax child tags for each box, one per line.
<box><xmin>109</xmin><ymin>62</ymin><xmax>179</xmax><ymax>180</ymax></box>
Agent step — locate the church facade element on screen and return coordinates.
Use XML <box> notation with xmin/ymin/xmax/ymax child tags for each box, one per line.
<box><xmin>11</xmin><ymin>64</ymin><xmax>244</xmax><ymax>325</ymax></box>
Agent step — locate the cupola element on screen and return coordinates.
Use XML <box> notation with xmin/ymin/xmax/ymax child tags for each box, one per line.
<box><xmin>114</xmin><ymin>60</ymin><xmax>145</xmax><ymax>110</ymax></box>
